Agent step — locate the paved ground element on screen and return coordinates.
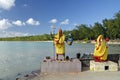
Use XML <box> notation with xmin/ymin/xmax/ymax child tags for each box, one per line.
<box><xmin>18</xmin><ymin>64</ymin><xmax>120</xmax><ymax>80</ymax></box>
<box><xmin>31</xmin><ymin>71</ymin><xmax>120</xmax><ymax>80</ymax></box>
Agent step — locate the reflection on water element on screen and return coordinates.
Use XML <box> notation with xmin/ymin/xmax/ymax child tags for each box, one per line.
<box><xmin>0</xmin><ymin>41</ymin><xmax>119</xmax><ymax>80</ymax></box>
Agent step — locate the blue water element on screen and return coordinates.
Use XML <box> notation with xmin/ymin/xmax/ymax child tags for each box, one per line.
<box><xmin>0</xmin><ymin>41</ymin><xmax>119</xmax><ymax>80</ymax></box>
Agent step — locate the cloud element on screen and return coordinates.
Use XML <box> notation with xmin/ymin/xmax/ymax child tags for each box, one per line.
<box><xmin>0</xmin><ymin>19</ymin><xmax>12</xmax><ymax>30</ymax></box>
<box><xmin>12</xmin><ymin>20</ymin><xmax>25</xmax><ymax>26</ymax></box>
<box><xmin>0</xmin><ymin>0</ymin><xmax>15</xmax><ymax>10</ymax></box>
<box><xmin>49</xmin><ymin>19</ymin><xmax>57</xmax><ymax>24</ymax></box>
<box><xmin>73</xmin><ymin>23</ymin><xmax>78</xmax><ymax>26</ymax></box>
<box><xmin>0</xmin><ymin>18</ymin><xmax>41</xmax><ymax>37</ymax></box>
<box><xmin>13</xmin><ymin>18</ymin><xmax>40</xmax><ymax>26</ymax></box>
<box><xmin>26</xmin><ymin>18</ymin><xmax>40</xmax><ymax>26</ymax></box>
<box><xmin>23</xmin><ymin>4</ymin><xmax>28</xmax><ymax>7</ymax></box>
<box><xmin>60</xmin><ymin>19</ymin><xmax>69</xmax><ymax>25</ymax></box>
<box><xmin>0</xmin><ymin>18</ymin><xmax>40</xmax><ymax>30</ymax></box>
<box><xmin>0</xmin><ymin>30</ymin><xmax>30</xmax><ymax>37</ymax></box>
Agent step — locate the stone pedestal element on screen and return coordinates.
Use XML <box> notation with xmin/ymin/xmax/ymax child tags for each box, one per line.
<box><xmin>90</xmin><ymin>60</ymin><xmax>118</xmax><ymax>71</ymax></box>
<box><xmin>41</xmin><ymin>59</ymin><xmax>81</xmax><ymax>73</ymax></box>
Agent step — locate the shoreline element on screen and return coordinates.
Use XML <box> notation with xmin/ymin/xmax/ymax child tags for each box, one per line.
<box><xmin>16</xmin><ymin>70</ymin><xmax>40</xmax><ymax>80</ymax></box>
<box><xmin>91</xmin><ymin>41</ymin><xmax>120</xmax><ymax>44</ymax></box>
<box><xmin>0</xmin><ymin>40</ymin><xmax>120</xmax><ymax>44</ymax></box>
<box><xmin>74</xmin><ymin>40</ymin><xmax>120</xmax><ymax>44</ymax></box>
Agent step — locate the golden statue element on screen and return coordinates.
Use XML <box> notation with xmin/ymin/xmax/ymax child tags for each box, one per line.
<box><xmin>54</xmin><ymin>29</ymin><xmax>65</xmax><ymax>60</ymax></box>
<box><xmin>93</xmin><ymin>35</ymin><xmax>108</xmax><ymax>62</ymax></box>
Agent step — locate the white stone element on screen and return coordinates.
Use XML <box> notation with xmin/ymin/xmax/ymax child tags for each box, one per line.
<box><xmin>90</xmin><ymin>60</ymin><xmax>118</xmax><ymax>72</ymax></box>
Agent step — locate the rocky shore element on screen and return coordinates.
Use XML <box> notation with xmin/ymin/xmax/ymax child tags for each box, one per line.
<box><xmin>16</xmin><ymin>70</ymin><xmax>40</xmax><ymax>80</ymax></box>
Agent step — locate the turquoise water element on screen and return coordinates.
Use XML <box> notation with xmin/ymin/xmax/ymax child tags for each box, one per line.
<box><xmin>0</xmin><ymin>41</ymin><xmax>119</xmax><ymax>80</ymax></box>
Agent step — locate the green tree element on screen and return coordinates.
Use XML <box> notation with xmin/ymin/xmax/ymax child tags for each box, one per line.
<box><xmin>114</xmin><ymin>11</ymin><xmax>120</xmax><ymax>39</ymax></box>
<box><xmin>71</xmin><ymin>29</ymin><xmax>79</xmax><ymax>40</ymax></box>
<box><xmin>103</xmin><ymin>19</ymin><xmax>118</xmax><ymax>39</ymax></box>
<box><xmin>76</xmin><ymin>24</ymin><xmax>91</xmax><ymax>40</ymax></box>
<box><xmin>92</xmin><ymin>22</ymin><xmax>106</xmax><ymax>38</ymax></box>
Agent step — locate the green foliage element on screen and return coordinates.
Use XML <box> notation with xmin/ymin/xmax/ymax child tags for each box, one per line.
<box><xmin>71</xmin><ymin>11</ymin><xmax>120</xmax><ymax>40</ymax></box>
<box><xmin>0</xmin><ymin>34</ymin><xmax>52</xmax><ymax>41</ymax></box>
<box><xmin>92</xmin><ymin>22</ymin><xmax>106</xmax><ymax>38</ymax></box>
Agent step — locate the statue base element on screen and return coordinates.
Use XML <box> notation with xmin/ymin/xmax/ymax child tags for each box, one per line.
<box><xmin>90</xmin><ymin>60</ymin><xmax>118</xmax><ymax>71</ymax></box>
<box><xmin>41</xmin><ymin>59</ymin><xmax>81</xmax><ymax>73</ymax></box>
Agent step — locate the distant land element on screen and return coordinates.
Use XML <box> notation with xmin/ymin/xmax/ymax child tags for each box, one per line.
<box><xmin>0</xmin><ymin>34</ymin><xmax>52</xmax><ymax>41</ymax></box>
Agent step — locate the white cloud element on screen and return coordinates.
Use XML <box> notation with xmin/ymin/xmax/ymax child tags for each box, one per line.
<box><xmin>49</xmin><ymin>19</ymin><xmax>57</xmax><ymax>24</ymax></box>
<box><xmin>0</xmin><ymin>18</ymin><xmax>40</xmax><ymax>30</ymax></box>
<box><xmin>26</xmin><ymin>18</ymin><xmax>40</xmax><ymax>26</ymax></box>
<box><xmin>0</xmin><ymin>0</ymin><xmax>15</xmax><ymax>10</ymax></box>
<box><xmin>12</xmin><ymin>20</ymin><xmax>25</xmax><ymax>26</ymax></box>
<box><xmin>23</xmin><ymin>4</ymin><xmax>28</xmax><ymax>7</ymax></box>
<box><xmin>0</xmin><ymin>30</ymin><xmax>30</xmax><ymax>37</ymax></box>
<box><xmin>0</xmin><ymin>19</ymin><xmax>12</xmax><ymax>30</ymax></box>
<box><xmin>60</xmin><ymin>19</ymin><xmax>69</xmax><ymax>25</ymax></box>
<box><xmin>0</xmin><ymin>18</ymin><xmax>41</xmax><ymax>37</ymax></box>
<box><xmin>73</xmin><ymin>23</ymin><xmax>78</xmax><ymax>26</ymax></box>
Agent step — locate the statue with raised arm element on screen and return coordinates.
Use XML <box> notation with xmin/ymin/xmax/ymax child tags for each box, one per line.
<box><xmin>54</xmin><ymin>29</ymin><xmax>65</xmax><ymax>60</ymax></box>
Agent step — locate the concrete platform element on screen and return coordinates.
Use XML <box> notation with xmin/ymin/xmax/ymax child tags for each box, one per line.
<box><xmin>90</xmin><ymin>60</ymin><xmax>118</xmax><ymax>71</ymax></box>
<box><xmin>36</xmin><ymin>71</ymin><xmax>120</xmax><ymax>80</ymax></box>
<box><xmin>41</xmin><ymin>59</ymin><xmax>81</xmax><ymax>73</ymax></box>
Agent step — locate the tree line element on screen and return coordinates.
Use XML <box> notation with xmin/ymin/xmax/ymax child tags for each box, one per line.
<box><xmin>0</xmin><ymin>11</ymin><xmax>120</xmax><ymax>41</ymax></box>
<box><xmin>64</xmin><ymin>11</ymin><xmax>120</xmax><ymax>40</ymax></box>
<box><xmin>0</xmin><ymin>34</ymin><xmax>52</xmax><ymax>41</ymax></box>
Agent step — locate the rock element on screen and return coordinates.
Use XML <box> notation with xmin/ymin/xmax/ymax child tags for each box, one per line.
<box><xmin>16</xmin><ymin>78</ymin><xmax>19</xmax><ymax>80</ymax></box>
<box><xmin>24</xmin><ymin>74</ymin><xmax>29</xmax><ymax>77</ymax></box>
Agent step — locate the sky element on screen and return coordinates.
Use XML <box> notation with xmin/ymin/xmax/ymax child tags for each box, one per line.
<box><xmin>0</xmin><ymin>0</ymin><xmax>120</xmax><ymax>37</ymax></box>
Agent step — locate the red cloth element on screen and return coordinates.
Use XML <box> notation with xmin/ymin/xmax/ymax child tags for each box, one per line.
<box><xmin>94</xmin><ymin>56</ymin><xmax>108</xmax><ymax>62</ymax></box>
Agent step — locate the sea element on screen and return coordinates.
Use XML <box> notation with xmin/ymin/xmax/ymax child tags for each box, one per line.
<box><xmin>0</xmin><ymin>41</ymin><xmax>120</xmax><ymax>80</ymax></box>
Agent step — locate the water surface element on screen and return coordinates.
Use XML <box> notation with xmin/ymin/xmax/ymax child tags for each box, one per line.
<box><xmin>0</xmin><ymin>41</ymin><xmax>119</xmax><ymax>80</ymax></box>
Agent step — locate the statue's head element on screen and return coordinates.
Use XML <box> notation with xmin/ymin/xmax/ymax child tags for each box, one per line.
<box><xmin>97</xmin><ymin>35</ymin><xmax>104</xmax><ymax>42</ymax></box>
<box><xmin>58</xmin><ymin>29</ymin><xmax>63</xmax><ymax>37</ymax></box>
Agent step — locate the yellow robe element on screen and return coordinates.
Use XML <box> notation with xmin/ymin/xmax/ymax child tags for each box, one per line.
<box><xmin>94</xmin><ymin>35</ymin><xmax>108</xmax><ymax>61</ymax></box>
<box><xmin>54</xmin><ymin>34</ymin><xmax>65</xmax><ymax>54</ymax></box>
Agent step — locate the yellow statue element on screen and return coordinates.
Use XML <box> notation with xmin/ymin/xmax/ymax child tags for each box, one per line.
<box><xmin>93</xmin><ymin>35</ymin><xmax>108</xmax><ymax>62</ymax></box>
<box><xmin>54</xmin><ymin>29</ymin><xmax>65</xmax><ymax>60</ymax></box>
